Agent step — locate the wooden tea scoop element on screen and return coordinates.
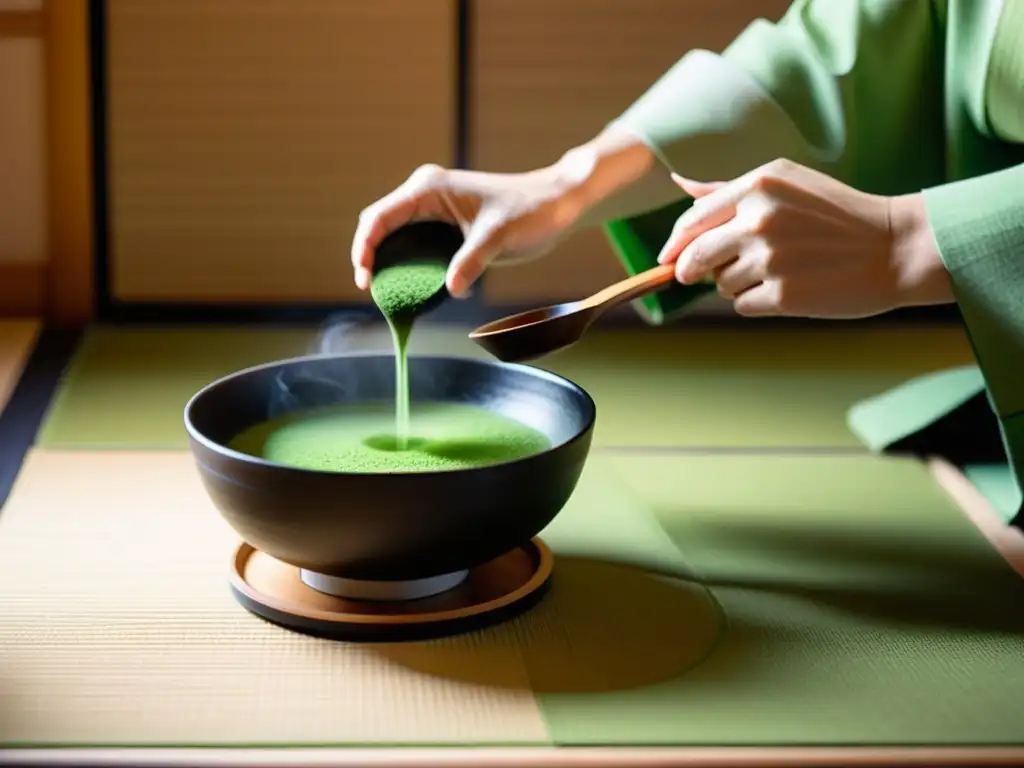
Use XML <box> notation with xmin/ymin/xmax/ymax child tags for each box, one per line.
<box><xmin>469</xmin><ymin>263</ymin><xmax>676</xmax><ymax>362</ymax></box>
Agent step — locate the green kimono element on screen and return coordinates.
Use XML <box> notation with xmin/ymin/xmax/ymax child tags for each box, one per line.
<box><xmin>604</xmin><ymin>0</ymin><xmax>1024</xmax><ymax>528</ymax></box>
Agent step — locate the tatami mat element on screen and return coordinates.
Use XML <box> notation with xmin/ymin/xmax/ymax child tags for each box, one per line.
<box><xmin>37</xmin><ymin>327</ymin><xmax>319</xmax><ymax>450</ymax></box>
<box><xmin>0</xmin><ymin>320</ymin><xmax>39</xmax><ymax>412</ymax></box>
<box><xmin>0</xmin><ymin>449</ymin><xmax>548</xmax><ymax>747</ymax></box>
<box><xmin>541</xmin><ymin>325</ymin><xmax>975</xmax><ymax>448</ymax></box>
<box><xmin>0</xmin><ymin>449</ymin><xmax>715</xmax><ymax>747</ymax></box>
<box><xmin>536</xmin><ymin>453</ymin><xmax>1024</xmax><ymax>745</ymax></box>
<box><xmin>1</xmin><ymin>446</ymin><xmax>1022</xmax><ymax>747</ymax></box>
<box><xmin>36</xmin><ymin>323</ymin><xmax>975</xmax><ymax>450</ymax></box>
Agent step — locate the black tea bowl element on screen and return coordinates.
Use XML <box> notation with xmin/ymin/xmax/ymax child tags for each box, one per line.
<box><xmin>183</xmin><ymin>354</ymin><xmax>595</xmax><ymax>582</ymax></box>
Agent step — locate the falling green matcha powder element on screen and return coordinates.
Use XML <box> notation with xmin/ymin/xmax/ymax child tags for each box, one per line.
<box><xmin>370</xmin><ymin>258</ymin><xmax>448</xmax><ymax>448</ymax></box>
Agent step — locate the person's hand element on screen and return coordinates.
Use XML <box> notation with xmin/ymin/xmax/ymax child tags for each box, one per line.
<box><xmin>350</xmin><ymin>164</ymin><xmax>584</xmax><ymax>298</ymax></box>
<box><xmin>656</xmin><ymin>158</ymin><xmax>953</xmax><ymax>318</ymax></box>
<box><xmin>350</xmin><ymin>126</ymin><xmax>662</xmax><ymax>298</ymax></box>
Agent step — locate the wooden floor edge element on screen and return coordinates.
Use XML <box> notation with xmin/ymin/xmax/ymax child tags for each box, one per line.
<box><xmin>3</xmin><ymin>745</ymin><xmax>1024</xmax><ymax>768</ymax></box>
<box><xmin>928</xmin><ymin>456</ymin><xmax>1024</xmax><ymax>576</ymax></box>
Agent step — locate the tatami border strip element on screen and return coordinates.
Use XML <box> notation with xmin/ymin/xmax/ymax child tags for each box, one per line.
<box><xmin>0</xmin><ymin>327</ymin><xmax>82</xmax><ymax>516</ymax></box>
<box><xmin>594</xmin><ymin>445</ymin><xmax>867</xmax><ymax>456</ymax></box>
<box><xmin>2</xmin><ymin>745</ymin><xmax>1023</xmax><ymax>767</ymax></box>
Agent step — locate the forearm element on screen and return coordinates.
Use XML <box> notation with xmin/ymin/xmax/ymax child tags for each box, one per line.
<box><xmin>549</xmin><ymin>124</ymin><xmax>681</xmax><ymax>232</ymax></box>
<box><xmin>548</xmin><ymin>42</ymin><xmax>828</xmax><ymax>234</ymax></box>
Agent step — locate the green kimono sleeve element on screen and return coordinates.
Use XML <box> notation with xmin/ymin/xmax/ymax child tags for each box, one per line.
<box><xmin>923</xmin><ymin>162</ymin><xmax>1024</xmax><ymax>526</ymax></box>
<box><xmin>603</xmin><ymin>0</ymin><xmax>947</xmax><ymax>323</ymax></box>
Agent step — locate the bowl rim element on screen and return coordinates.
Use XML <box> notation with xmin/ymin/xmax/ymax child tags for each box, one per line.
<box><xmin>182</xmin><ymin>351</ymin><xmax>597</xmax><ymax>478</ymax></box>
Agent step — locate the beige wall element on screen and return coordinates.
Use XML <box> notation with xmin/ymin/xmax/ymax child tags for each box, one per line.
<box><xmin>0</xmin><ymin>0</ymin><xmax>47</xmax><ymax>267</ymax></box>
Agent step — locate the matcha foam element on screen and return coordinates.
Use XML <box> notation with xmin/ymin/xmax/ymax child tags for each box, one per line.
<box><xmin>229</xmin><ymin>402</ymin><xmax>551</xmax><ymax>473</ymax></box>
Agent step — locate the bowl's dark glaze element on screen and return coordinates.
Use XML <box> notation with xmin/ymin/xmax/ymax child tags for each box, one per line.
<box><xmin>184</xmin><ymin>354</ymin><xmax>595</xmax><ymax>582</ymax></box>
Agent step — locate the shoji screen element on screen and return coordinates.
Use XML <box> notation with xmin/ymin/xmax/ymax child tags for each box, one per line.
<box><xmin>471</xmin><ymin>0</ymin><xmax>790</xmax><ymax>305</ymax></box>
<box><xmin>103</xmin><ymin>0</ymin><xmax>455</xmax><ymax>304</ymax></box>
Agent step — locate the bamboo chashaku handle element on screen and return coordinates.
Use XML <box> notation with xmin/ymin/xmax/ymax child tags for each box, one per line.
<box><xmin>580</xmin><ymin>263</ymin><xmax>677</xmax><ymax>312</ymax></box>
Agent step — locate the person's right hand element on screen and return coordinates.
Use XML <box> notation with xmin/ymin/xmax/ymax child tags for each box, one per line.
<box><xmin>350</xmin><ymin>163</ymin><xmax>585</xmax><ymax>298</ymax></box>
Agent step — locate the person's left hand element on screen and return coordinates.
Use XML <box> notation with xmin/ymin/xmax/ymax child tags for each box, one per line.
<box><xmin>656</xmin><ymin>158</ymin><xmax>953</xmax><ymax>318</ymax></box>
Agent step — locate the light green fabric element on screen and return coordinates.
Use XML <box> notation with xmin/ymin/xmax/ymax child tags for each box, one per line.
<box><xmin>601</xmin><ymin>0</ymin><xmax>1024</xmax><ymax>527</ymax></box>
<box><xmin>986</xmin><ymin>0</ymin><xmax>1024</xmax><ymax>142</ymax></box>
<box><xmin>845</xmin><ymin>366</ymin><xmax>985</xmax><ymax>453</ymax></box>
<box><xmin>923</xmin><ymin>164</ymin><xmax>1024</xmax><ymax>456</ymax></box>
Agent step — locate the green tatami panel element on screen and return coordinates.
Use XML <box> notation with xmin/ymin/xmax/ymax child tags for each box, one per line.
<box><xmin>538</xmin><ymin>325</ymin><xmax>976</xmax><ymax>448</ymax></box>
<box><xmin>37</xmin><ymin>327</ymin><xmax>319</xmax><ymax>449</ymax></box>
<box><xmin>35</xmin><ymin>324</ymin><xmax>484</xmax><ymax>450</ymax></box>
<box><xmin>36</xmin><ymin>323</ymin><xmax>974</xmax><ymax>450</ymax></box>
<box><xmin>534</xmin><ymin>453</ymin><xmax>1024</xmax><ymax>746</ymax></box>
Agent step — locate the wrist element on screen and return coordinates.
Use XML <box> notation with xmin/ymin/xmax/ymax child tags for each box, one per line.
<box><xmin>549</xmin><ymin>125</ymin><xmax>658</xmax><ymax>227</ymax></box>
<box><xmin>887</xmin><ymin>193</ymin><xmax>955</xmax><ymax>308</ymax></box>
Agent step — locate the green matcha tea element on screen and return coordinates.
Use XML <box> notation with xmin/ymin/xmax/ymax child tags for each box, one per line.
<box><xmin>229</xmin><ymin>402</ymin><xmax>550</xmax><ymax>473</ymax></box>
<box><xmin>289</xmin><ymin>239</ymin><xmax>542</xmax><ymax>475</ymax></box>
<box><xmin>369</xmin><ymin>259</ymin><xmax>447</xmax><ymax>448</ymax></box>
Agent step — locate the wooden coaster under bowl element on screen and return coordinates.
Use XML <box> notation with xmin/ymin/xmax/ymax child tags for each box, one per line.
<box><xmin>229</xmin><ymin>538</ymin><xmax>554</xmax><ymax>642</ymax></box>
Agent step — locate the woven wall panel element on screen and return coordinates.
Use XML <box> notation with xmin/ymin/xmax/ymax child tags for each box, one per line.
<box><xmin>105</xmin><ymin>0</ymin><xmax>455</xmax><ymax>303</ymax></box>
<box><xmin>472</xmin><ymin>0</ymin><xmax>789</xmax><ymax>305</ymax></box>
